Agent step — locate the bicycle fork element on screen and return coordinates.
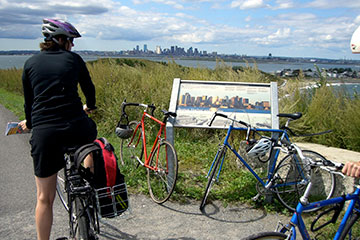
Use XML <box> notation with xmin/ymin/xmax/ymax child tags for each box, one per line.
<box><xmin>207</xmin><ymin>146</ymin><xmax>226</xmax><ymax>182</ymax></box>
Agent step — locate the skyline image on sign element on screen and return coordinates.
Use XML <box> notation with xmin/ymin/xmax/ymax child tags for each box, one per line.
<box><xmin>174</xmin><ymin>81</ymin><xmax>272</xmax><ymax>128</ymax></box>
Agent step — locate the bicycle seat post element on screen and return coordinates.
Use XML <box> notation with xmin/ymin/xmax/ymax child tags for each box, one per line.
<box><xmin>300</xmin><ymin>182</ymin><xmax>313</xmax><ymax>206</ymax></box>
<box><xmin>284</xmin><ymin>117</ymin><xmax>291</xmax><ymax>128</ymax></box>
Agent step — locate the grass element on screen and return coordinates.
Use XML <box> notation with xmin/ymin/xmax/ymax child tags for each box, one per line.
<box><xmin>0</xmin><ymin>88</ymin><xmax>25</xmax><ymax>119</ymax></box>
<box><xmin>1</xmin><ymin>58</ymin><xmax>360</xmax><ymax>235</ymax></box>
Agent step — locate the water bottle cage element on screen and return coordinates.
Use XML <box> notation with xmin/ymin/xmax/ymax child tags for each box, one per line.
<box><xmin>310</xmin><ymin>199</ymin><xmax>345</xmax><ymax>232</ymax></box>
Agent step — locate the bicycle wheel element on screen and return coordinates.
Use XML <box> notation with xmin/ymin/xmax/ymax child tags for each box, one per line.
<box><xmin>339</xmin><ymin>210</ymin><xmax>360</xmax><ymax>240</ymax></box>
<box><xmin>56</xmin><ymin>168</ymin><xmax>69</xmax><ymax>212</ymax></box>
<box><xmin>200</xmin><ymin>147</ymin><xmax>225</xmax><ymax>211</ymax></box>
<box><xmin>73</xmin><ymin>197</ymin><xmax>91</xmax><ymax>240</ymax></box>
<box><xmin>274</xmin><ymin>150</ymin><xmax>336</xmax><ymax>212</ymax></box>
<box><xmin>147</xmin><ymin>140</ymin><xmax>178</xmax><ymax>204</ymax></box>
<box><xmin>242</xmin><ymin>232</ymin><xmax>288</xmax><ymax>240</ymax></box>
<box><xmin>120</xmin><ymin>120</ymin><xmax>144</xmax><ymax>171</ymax></box>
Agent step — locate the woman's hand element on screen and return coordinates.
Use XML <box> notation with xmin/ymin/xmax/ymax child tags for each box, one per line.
<box><xmin>342</xmin><ymin>161</ymin><xmax>360</xmax><ymax>178</ymax></box>
<box><xmin>83</xmin><ymin>104</ymin><xmax>96</xmax><ymax>115</ymax></box>
<box><xmin>18</xmin><ymin>120</ymin><xmax>30</xmax><ymax>133</ymax></box>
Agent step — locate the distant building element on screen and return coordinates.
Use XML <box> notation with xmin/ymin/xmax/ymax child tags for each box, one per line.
<box><xmin>144</xmin><ymin>44</ymin><xmax>148</xmax><ymax>52</ymax></box>
<box><xmin>194</xmin><ymin>48</ymin><xmax>199</xmax><ymax>55</ymax></box>
<box><xmin>155</xmin><ymin>46</ymin><xmax>162</xmax><ymax>54</ymax></box>
<box><xmin>187</xmin><ymin>47</ymin><xmax>193</xmax><ymax>55</ymax></box>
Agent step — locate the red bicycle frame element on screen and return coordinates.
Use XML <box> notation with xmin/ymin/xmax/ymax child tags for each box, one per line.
<box><xmin>130</xmin><ymin>110</ymin><xmax>167</xmax><ymax>172</ymax></box>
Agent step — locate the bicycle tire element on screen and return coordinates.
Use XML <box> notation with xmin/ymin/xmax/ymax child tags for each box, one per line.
<box><xmin>339</xmin><ymin>210</ymin><xmax>360</xmax><ymax>240</ymax></box>
<box><xmin>56</xmin><ymin>168</ymin><xmax>69</xmax><ymax>212</ymax></box>
<box><xmin>74</xmin><ymin>197</ymin><xmax>91</xmax><ymax>240</ymax></box>
<box><xmin>274</xmin><ymin>150</ymin><xmax>336</xmax><ymax>212</ymax></box>
<box><xmin>242</xmin><ymin>232</ymin><xmax>288</xmax><ymax>240</ymax></box>
<box><xmin>200</xmin><ymin>147</ymin><xmax>225</xmax><ymax>211</ymax></box>
<box><xmin>120</xmin><ymin>120</ymin><xmax>144</xmax><ymax>171</ymax></box>
<box><xmin>147</xmin><ymin>140</ymin><xmax>178</xmax><ymax>204</ymax></box>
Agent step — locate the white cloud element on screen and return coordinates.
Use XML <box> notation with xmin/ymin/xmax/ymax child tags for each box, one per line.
<box><xmin>230</xmin><ymin>0</ymin><xmax>266</xmax><ymax>10</ymax></box>
<box><xmin>306</xmin><ymin>0</ymin><xmax>360</xmax><ymax>9</ymax></box>
<box><xmin>272</xmin><ymin>0</ymin><xmax>294</xmax><ymax>9</ymax></box>
<box><xmin>131</xmin><ymin>0</ymin><xmax>184</xmax><ymax>9</ymax></box>
<box><xmin>268</xmin><ymin>28</ymin><xmax>290</xmax><ymax>40</ymax></box>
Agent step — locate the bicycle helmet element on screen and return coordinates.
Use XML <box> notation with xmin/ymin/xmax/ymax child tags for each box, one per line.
<box><xmin>42</xmin><ymin>18</ymin><xmax>81</xmax><ymax>39</ymax></box>
<box><xmin>350</xmin><ymin>25</ymin><xmax>360</xmax><ymax>54</ymax></box>
<box><xmin>246</xmin><ymin>137</ymin><xmax>272</xmax><ymax>157</ymax></box>
<box><xmin>115</xmin><ymin>125</ymin><xmax>134</xmax><ymax>139</ymax></box>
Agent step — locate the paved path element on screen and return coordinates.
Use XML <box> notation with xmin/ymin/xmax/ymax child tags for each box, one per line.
<box><xmin>1</xmin><ymin>104</ymin><xmax>359</xmax><ymax>239</ymax></box>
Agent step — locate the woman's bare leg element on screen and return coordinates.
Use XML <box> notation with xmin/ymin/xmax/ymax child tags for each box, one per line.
<box><xmin>35</xmin><ymin>173</ymin><xmax>57</xmax><ymax>240</ymax></box>
<box><xmin>84</xmin><ymin>153</ymin><xmax>94</xmax><ymax>173</ymax></box>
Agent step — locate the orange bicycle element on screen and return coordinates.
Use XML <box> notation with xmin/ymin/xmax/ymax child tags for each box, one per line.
<box><xmin>115</xmin><ymin>99</ymin><xmax>178</xmax><ymax>204</ymax></box>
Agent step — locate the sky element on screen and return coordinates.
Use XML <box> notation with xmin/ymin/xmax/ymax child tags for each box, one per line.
<box><xmin>0</xmin><ymin>0</ymin><xmax>360</xmax><ymax>60</ymax></box>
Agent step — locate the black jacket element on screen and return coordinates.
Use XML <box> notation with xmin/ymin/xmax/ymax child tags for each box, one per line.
<box><xmin>22</xmin><ymin>48</ymin><xmax>96</xmax><ymax>129</ymax></box>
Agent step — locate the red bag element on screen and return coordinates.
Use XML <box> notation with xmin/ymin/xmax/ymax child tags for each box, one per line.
<box><xmin>75</xmin><ymin>137</ymin><xmax>129</xmax><ymax>218</ymax></box>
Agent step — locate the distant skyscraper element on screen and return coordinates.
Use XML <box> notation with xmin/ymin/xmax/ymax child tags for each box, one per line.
<box><xmin>155</xmin><ymin>46</ymin><xmax>162</xmax><ymax>54</ymax></box>
<box><xmin>187</xmin><ymin>47</ymin><xmax>193</xmax><ymax>55</ymax></box>
<box><xmin>136</xmin><ymin>45</ymin><xmax>139</xmax><ymax>52</ymax></box>
<box><xmin>144</xmin><ymin>44</ymin><xmax>148</xmax><ymax>52</ymax></box>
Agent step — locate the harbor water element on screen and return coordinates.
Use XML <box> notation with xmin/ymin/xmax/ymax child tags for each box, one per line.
<box><xmin>1</xmin><ymin>54</ymin><xmax>360</xmax><ymax>73</ymax></box>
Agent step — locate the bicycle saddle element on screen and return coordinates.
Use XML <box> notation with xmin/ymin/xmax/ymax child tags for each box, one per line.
<box><xmin>277</xmin><ymin>112</ymin><xmax>302</xmax><ymax>120</ymax></box>
<box><xmin>161</xmin><ymin>110</ymin><xmax>177</xmax><ymax>117</ymax></box>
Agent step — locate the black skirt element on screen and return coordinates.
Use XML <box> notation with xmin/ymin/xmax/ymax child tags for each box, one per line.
<box><xmin>30</xmin><ymin>117</ymin><xmax>97</xmax><ymax>178</ymax></box>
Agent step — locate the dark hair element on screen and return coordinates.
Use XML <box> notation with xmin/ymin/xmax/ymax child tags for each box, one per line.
<box><xmin>39</xmin><ymin>35</ymin><xmax>67</xmax><ymax>51</ymax></box>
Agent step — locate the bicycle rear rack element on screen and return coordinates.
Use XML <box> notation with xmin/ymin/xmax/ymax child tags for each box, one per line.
<box><xmin>94</xmin><ymin>183</ymin><xmax>130</xmax><ymax>219</ymax></box>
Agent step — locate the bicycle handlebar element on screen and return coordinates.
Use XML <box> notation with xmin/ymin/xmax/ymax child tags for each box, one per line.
<box><xmin>208</xmin><ymin>112</ymin><xmax>250</xmax><ymax>128</ymax></box>
<box><xmin>208</xmin><ymin>112</ymin><xmax>252</xmax><ymax>141</ymax></box>
<box><xmin>121</xmin><ymin>99</ymin><xmax>156</xmax><ymax>116</ymax></box>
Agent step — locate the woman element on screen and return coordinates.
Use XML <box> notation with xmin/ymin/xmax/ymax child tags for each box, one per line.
<box><xmin>19</xmin><ymin>18</ymin><xmax>97</xmax><ymax>240</ymax></box>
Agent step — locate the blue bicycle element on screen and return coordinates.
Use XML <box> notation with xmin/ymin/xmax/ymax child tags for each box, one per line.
<box><xmin>200</xmin><ymin>112</ymin><xmax>336</xmax><ymax>212</ymax></box>
<box><xmin>243</xmin><ymin>162</ymin><xmax>360</xmax><ymax>240</ymax></box>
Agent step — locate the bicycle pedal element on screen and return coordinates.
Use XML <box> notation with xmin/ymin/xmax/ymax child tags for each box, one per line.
<box><xmin>252</xmin><ymin>193</ymin><xmax>261</xmax><ymax>201</ymax></box>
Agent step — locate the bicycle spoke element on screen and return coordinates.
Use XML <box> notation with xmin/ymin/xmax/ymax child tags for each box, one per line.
<box><xmin>56</xmin><ymin>169</ymin><xmax>69</xmax><ymax>212</ymax></box>
<box><xmin>147</xmin><ymin>141</ymin><xmax>178</xmax><ymax>204</ymax></box>
<box><xmin>200</xmin><ymin>147</ymin><xmax>225</xmax><ymax>211</ymax></box>
<box><xmin>121</xmin><ymin>121</ymin><xmax>143</xmax><ymax>174</ymax></box>
<box><xmin>274</xmin><ymin>150</ymin><xmax>336</xmax><ymax>212</ymax></box>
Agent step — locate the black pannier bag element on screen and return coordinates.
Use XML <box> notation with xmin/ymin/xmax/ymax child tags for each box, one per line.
<box><xmin>75</xmin><ymin>137</ymin><xmax>129</xmax><ymax>218</ymax></box>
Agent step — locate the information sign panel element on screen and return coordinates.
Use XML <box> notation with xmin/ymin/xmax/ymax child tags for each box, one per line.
<box><xmin>168</xmin><ymin>79</ymin><xmax>278</xmax><ymax>129</ymax></box>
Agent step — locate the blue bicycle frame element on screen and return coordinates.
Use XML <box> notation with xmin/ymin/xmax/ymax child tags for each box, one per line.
<box><xmin>206</xmin><ymin>123</ymin><xmax>307</xmax><ymax>190</ymax></box>
<box><xmin>281</xmin><ymin>184</ymin><xmax>360</xmax><ymax>239</ymax></box>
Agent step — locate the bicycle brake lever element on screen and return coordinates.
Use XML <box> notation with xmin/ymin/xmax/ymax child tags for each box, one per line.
<box><xmin>320</xmin><ymin>166</ymin><xmax>345</xmax><ymax>178</ymax></box>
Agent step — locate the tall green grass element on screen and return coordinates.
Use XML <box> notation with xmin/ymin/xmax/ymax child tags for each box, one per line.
<box><xmin>279</xmin><ymin>74</ymin><xmax>360</xmax><ymax>151</ymax></box>
<box><xmin>85</xmin><ymin>58</ymin><xmax>276</xmax><ymax>135</ymax></box>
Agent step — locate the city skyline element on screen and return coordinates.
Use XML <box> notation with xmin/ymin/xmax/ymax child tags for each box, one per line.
<box><xmin>178</xmin><ymin>92</ymin><xmax>271</xmax><ymax>112</ymax></box>
<box><xmin>0</xmin><ymin>1</ymin><xmax>360</xmax><ymax>60</ymax></box>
